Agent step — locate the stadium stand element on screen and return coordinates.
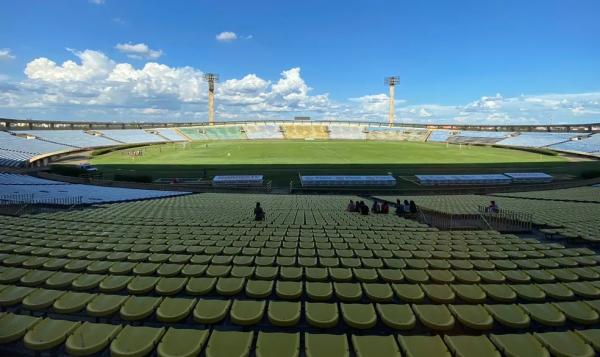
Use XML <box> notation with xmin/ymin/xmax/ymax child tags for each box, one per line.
<box><xmin>300</xmin><ymin>175</ymin><xmax>396</xmax><ymax>187</ymax></box>
<box><xmin>549</xmin><ymin>134</ymin><xmax>600</xmax><ymax>156</ymax></box>
<box><xmin>497</xmin><ymin>132</ymin><xmax>579</xmax><ymax>148</ymax></box>
<box><xmin>1</xmin><ymin>192</ymin><xmax>600</xmax><ymax>356</ymax></box>
<box><xmin>328</xmin><ymin>124</ymin><xmax>366</xmax><ymax>140</ymax></box>
<box><xmin>243</xmin><ymin>124</ymin><xmax>285</xmax><ymax>139</ymax></box>
<box><xmin>16</xmin><ymin>130</ymin><xmax>119</xmax><ymax>148</ymax></box>
<box><xmin>281</xmin><ymin>124</ymin><xmax>329</xmax><ymax>139</ymax></box>
<box><xmin>416</xmin><ymin>174</ymin><xmax>512</xmax><ymax>186</ymax></box>
<box><xmin>203</xmin><ymin>126</ymin><xmax>247</xmax><ymax>140</ymax></box>
<box><xmin>427</xmin><ymin>130</ymin><xmax>452</xmax><ymax>142</ymax></box>
<box><xmin>366</xmin><ymin>127</ymin><xmax>429</xmax><ymax>141</ymax></box>
<box><xmin>0</xmin><ymin>149</ymin><xmax>31</xmax><ymax>168</ymax></box>
<box><xmin>177</xmin><ymin>127</ymin><xmax>210</xmax><ymax>141</ymax></box>
<box><xmin>97</xmin><ymin>129</ymin><xmax>168</xmax><ymax>144</ymax></box>
<box><xmin>445</xmin><ymin>131</ymin><xmax>512</xmax><ymax>145</ymax></box>
<box><xmin>504</xmin><ymin>172</ymin><xmax>553</xmax><ymax>183</ymax></box>
<box><xmin>152</xmin><ymin>128</ymin><xmax>189</xmax><ymax>142</ymax></box>
<box><xmin>0</xmin><ymin>130</ymin><xmax>72</xmax><ymax>155</ymax></box>
<box><xmin>0</xmin><ymin>174</ymin><xmax>187</xmax><ymax>204</ymax></box>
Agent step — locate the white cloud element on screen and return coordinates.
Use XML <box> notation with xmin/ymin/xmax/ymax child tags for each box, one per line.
<box><xmin>0</xmin><ymin>48</ymin><xmax>15</xmax><ymax>61</ymax></box>
<box><xmin>216</xmin><ymin>31</ymin><xmax>238</xmax><ymax>42</ymax></box>
<box><xmin>115</xmin><ymin>43</ymin><xmax>162</xmax><ymax>60</ymax></box>
<box><xmin>2</xmin><ymin>47</ymin><xmax>600</xmax><ymax>125</ymax></box>
<box><xmin>89</xmin><ymin>0</ymin><xmax>105</xmax><ymax>4</ymax></box>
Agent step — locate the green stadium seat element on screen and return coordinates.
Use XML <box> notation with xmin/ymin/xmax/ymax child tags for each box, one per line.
<box><xmin>99</xmin><ymin>275</ymin><xmax>132</xmax><ymax>293</ymax></box>
<box><xmin>481</xmin><ymin>284</ymin><xmax>517</xmax><ymax>302</ymax></box>
<box><xmin>127</xmin><ymin>276</ymin><xmax>159</xmax><ymax>294</ymax></box>
<box><xmin>193</xmin><ymin>299</ymin><xmax>231</xmax><ymax>324</ymax></box>
<box><xmin>276</xmin><ymin>281</ymin><xmax>303</xmax><ymax>299</ymax></box>
<box><xmin>566</xmin><ymin>282</ymin><xmax>600</xmax><ymax>298</ymax></box>
<box><xmin>0</xmin><ymin>267</ymin><xmax>28</xmax><ymax>283</ymax></box>
<box><xmin>376</xmin><ymin>303</ymin><xmax>415</xmax><ymax>330</ymax></box>
<box><xmin>378</xmin><ymin>269</ymin><xmax>404</xmax><ymax>283</ymax></box>
<box><xmin>305</xmin><ymin>267</ymin><xmax>328</xmax><ymax>281</ymax></box>
<box><xmin>268</xmin><ymin>301</ymin><xmax>301</xmax><ymax>326</ymax></box>
<box><xmin>53</xmin><ymin>291</ymin><xmax>95</xmax><ymax>314</ymax></box>
<box><xmin>352</xmin><ymin>335</ymin><xmax>401</xmax><ymax>357</ymax></box>
<box><xmin>334</xmin><ymin>282</ymin><xmax>362</xmax><ymax>302</ymax></box>
<box><xmin>477</xmin><ymin>270</ymin><xmax>506</xmax><ymax>283</ymax></box>
<box><xmin>574</xmin><ymin>329</ymin><xmax>600</xmax><ymax>352</ymax></box>
<box><xmin>22</xmin><ymin>288</ymin><xmax>65</xmax><ymax>310</ymax></box>
<box><xmin>110</xmin><ymin>325</ymin><xmax>165</xmax><ymax>357</ymax></box>
<box><xmin>451</xmin><ymin>270</ymin><xmax>481</xmax><ymax>284</ymax></box>
<box><xmin>484</xmin><ymin>304</ymin><xmax>530</xmax><ymax>328</ymax></box>
<box><xmin>402</xmin><ymin>269</ymin><xmax>429</xmax><ymax>283</ymax></box>
<box><xmin>186</xmin><ymin>277</ymin><xmax>216</xmax><ymax>295</ymax></box>
<box><xmin>449</xmin><ymin>304</ymin><xmax>494</xmax><ymax>330</ymax></box>
<box><xmin>363</xmin><ymin>283</ymin><xmax>393</xmax><ymax>302</ymax></box>
<box><xmin>553</xmin><ymin>301</ymin><xmax>599</xmax><ymax>325</ymax></box>
<box><xmin>392</xmin><ymin>284</ymin><xmax>424</xmax><ymax>302</ymax></box>
<box><xmin>206</xmin><ymin>330</ymin><xmax>254</xmax><ymax>357</ymax></box>
<box><xmin>231</xmin><ymin>266</ymin><xmax>255</xmax><ymax>278</ymax></box>
<box><xmin>428</xmin><ymin>270</ymin><xmax>455</xmax><ymax>283</ymax></box>
<box><xmin>341</xmin><ymin>303</ymin><xmax>377</xmax><ymax>329</ymax></box>
<box><xmin>246</xmin><ymin>279</ymin><xmax>273</xmax><ymax>298</ymax></box>
<box><xmin>206</xmin><ymin>265</ymin><xmax>231</xmax><ymax>277</ymax></box>
<box><xmin>157</xmin><ymin>297</ymin><xmax>196</xmax><ymax>323</ymax></box>
<box><xmin>305</xmin><ymin>302</ymin><xmax>338</xmax><ymax>328</ymax></box>
<box><xmin>534</xmin><ymin>331</ymin><xmax>594</xmax><ymax>357</ymax></box>
<box><xmin>157</xmin><ymin>328</ymin><xmax>209</xmax><ymax>357</ymax></box>
<box><xmin>86</xmin><ymin>294</ymin><xmax>128</xmax><ymax>317</ymax></box>
<box><xmin>397</xmin><ymin>335</ymin><xmax>451</xmax><ymax>357</ymax></box>
<box><xmin>412</xmin><ymin>304</ymin><xmax>455</xmax><ymax>331</ymax></box>
<box><xmin>65</xmin><ymin>322</ymin><xmax>122</xmax><ymax>356</ymax></box>
<box><xmin>156</xmin><ymin>277</ymin><xmax>188</xmax><ymax>295</ymax></box>
<box><xmin>181</xmin><ymin>264</ymin><xmax>207</xmax><ymax>277</ymax></box>
<box><xmin>421</xmin><ymin>283</ymin><xmax>455</xmax><ymax>303</ymax></box>
<box><xmin>444</xmin><ymin>335</ymin><xmax>501</xmax><ymax>357</ymax></box>
<box><xmin>280</xmin><ymin>267</ymin><xmax>303</xmax><ymax>280</ymax></box>
<box><xmin>537</xmin><ymin>283</ymin><xmax>575</xmax><ymax>300</ymax></box>
<box><xmin>489</xmin><ymin>333</ymin><xmax>549</xmax><ymax>357</ymax></box>
<box><xmin>306</xmin><ymin>281</ymin><xmax>333</xmax><ymax>301</ymax></box>
<box><xmin>216</xmin><ymin>277</ymin><xmax>245</xmax><ymax>295</ymax></box>
<box><xmin>256</xmin><ymin>332</ymin><xmax>300</xmax><ymax>357</ymax></box>
<box><xmin>71</xmin><ymin>274</ymin><xmax>104</xmax><ymax>291</ymax></box>
<box><xmin>521</xmin><ymin>303</ymin><xmax>566</xmax><ymax>326</ymax></box>
<box><xmin>20</xmin><ymin>270</ymin><xmax>54</xmax><ymax>287</ymax></box>
<box><xmin>451</xmin><ymin>284</ymin><xmax>486</xmax><ymax>303</ymax></box>
<box><xmin>230</xmin><ymin>299</ymin><xmax>266</xmax><ymax>326</ymax></box>
<box><xmin>305</xmin><ymin>333</ymin><xmax>349</xmax><ymax>357</ymax></box>
<box><xmin>24</xmin><ymin>318</ymin><xmax>80</xmax><ymax>351</ymax></box>
<box><xmin>330</xmin><ymin>268</ymin><xmax>353</xmax><ymax>281</ymax></box>
<box><xmin>120</xmin><ymin>296</ymin><xmax>162</xmax><ymax>321</ymax></box>
<box><xmin>0</xmin><ymin>313</ymin><xmax>40</xmax><ymax>343</ymax></box>
<box><xmin>511</xmin><ymin>284</ymin><xmax>546</xmax><ymax>301</ymax></box>
<box><xmin>46</xmin><ymin>272</ymin><xmax>80</xmax><ymax>288</ymax></box>
<box><xmin>353</xmin><ymin>268</ymin><xmax>378</xmax><ymax>282</ymax></box>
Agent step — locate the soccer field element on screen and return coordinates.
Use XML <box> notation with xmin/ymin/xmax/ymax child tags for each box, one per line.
<box><xmin>91</xmin><ymin>140</ymin><xmax>565</xmax><ymax>165</ymax></box>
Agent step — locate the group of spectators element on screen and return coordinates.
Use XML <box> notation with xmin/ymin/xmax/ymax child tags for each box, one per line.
<box><xmin>347</xmin><ymin>199</ymin><xmax>407</xmax><ymax>216</ymax></box>
<box><xmin>346</xmin><ymin>200</ymin><xmax>373</xmax><ymax>215</ymax></box>
<box><xmin>395</xmin><ymin>199</ymin><xmax>418</xmax><ymax>217</ymax></box>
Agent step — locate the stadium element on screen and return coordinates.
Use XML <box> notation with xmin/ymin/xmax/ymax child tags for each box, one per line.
<box><xmin>3</xmin><ymin>1</ymin><xmax>600</xmax><ymax>357</ymax></box>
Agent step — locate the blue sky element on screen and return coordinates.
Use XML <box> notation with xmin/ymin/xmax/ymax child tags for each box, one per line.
<box><xmin>1</xmin><ymin>0</ymin><xmax>599</xmax><ymax>124</ymax></box>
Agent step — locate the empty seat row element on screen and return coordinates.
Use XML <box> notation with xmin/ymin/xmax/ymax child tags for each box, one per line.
<box><xmin>1</xmin><ymin>313</ymin><xmax>599</xmax><ymax>357</ymax></box>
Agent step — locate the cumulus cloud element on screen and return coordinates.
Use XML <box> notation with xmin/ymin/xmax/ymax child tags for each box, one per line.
<box><xmin>2</xmin><ymin>47</ymin><xmax>600</xmax><ymax>124</ymax></box>
<box><xmin>0</xmin><ymin>48</ymin><xmax>15</xmax><ymax>61</ymax></box>
<box><xmin>115</xmin><ymin>43</ymin><xmax>162</xmax><ymax>60</ymax></box>
<box><xmin>216</xmin><ymin>31</ymin><xmax>238</xmax><ymax>42</ymax></box>
<box><xmin>89</xmin><ymin>0</ymin><xmax>105</xmax><ymax>4</ymax></box>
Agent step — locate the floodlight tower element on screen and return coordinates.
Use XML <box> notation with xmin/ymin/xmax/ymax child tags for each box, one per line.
<box><xmin>384</xmin><ymin>76</ymin><xmax>400</xmax><ymax>127</ymax></box>
<box><xmin>203</xmin><ymin>73</ymin><xmax>219</xmax><ymax>126</ymax></box>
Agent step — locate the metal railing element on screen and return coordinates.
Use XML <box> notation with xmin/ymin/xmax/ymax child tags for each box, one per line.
<box><xmin>416</xmin><ymin>206</ymin><xmax>533</xmax><ymax>232</ymax></box>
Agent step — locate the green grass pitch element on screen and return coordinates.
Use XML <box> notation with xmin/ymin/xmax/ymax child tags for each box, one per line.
<box><xmin>91</xmin><ymin>140</ymin><xmax>565</xmax><ymax>165</ymax></box>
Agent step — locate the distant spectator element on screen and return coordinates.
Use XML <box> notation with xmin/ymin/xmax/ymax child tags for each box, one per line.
<box><xmin>360</xmin><ymin>202</ymin><xmax>370</xmax><ymax>215</ymax></box>
<box><xmin>347</xmin><ymin>200</ymin><xmax>355</xmax><ymax>212</ymax></box>
<box><xmin>395</xmin><ymin>199</ymin><xmax>404</xmax><ymax>216</ymax></box>
<box><xmin>381</xmin><ymin>202</ymin><xmax>389</xmax><ymax>214</ymax></box>
<box><xmin>486</xmin><ymin>200</ymin><xmax>499</xmax><ymax>213</ymax></box>
<box><xmin>355</xmin><ymin>201</ymin><xmax>362</xmax><ymax>213</ymax></box>
<box><xmin>372</xmin><ymin>201</ymin><xmax>380</xmax><ymax>214</ymax></box>
<box><xmin>409</xmin><ymin>200</ymin><xmax>417</xmax><ymax>214</ymax></box>
<box><xmin>254</xmin><ymin>202</ymin><xmax>265</xmax><ymax>221</ymax></box>
<box><xmin>403</xmin><ymin>200</ymin><xmax>411</xmax><ymax>212</ymax></box>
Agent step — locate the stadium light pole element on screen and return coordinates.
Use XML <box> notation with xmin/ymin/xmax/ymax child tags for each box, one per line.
<box><xmin>203</xmin><ymin>73</ymin><xmax>219</xmax><ymax>126</ymax></box>
<box><xmin>384</xmin><ymin>76</ymin><xmax>400</xmax><ymax>127</ymax></box>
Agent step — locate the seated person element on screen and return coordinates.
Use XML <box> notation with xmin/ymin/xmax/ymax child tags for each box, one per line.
<box><xmin>372</xmin><ymin>201</ymin><xmax>380</xmax><ymax>214</ymax></box>
<box><xmin>409</xmin><ymin>200</ymin><xmax>417</xmax><ymax>214</ymax></box>
<box><xmin>254</xmin><ymin>202</ymin><xmax>265</xmax><ymax>221</ymax></box>
<box><xmin>347</xmin><ymin>200</ymin><xmax>355</xmax><ymax>212</ymax></box>
<box><xmin>395</xmin><ymin>199</ymin><xmax>404</xmax><ymax>216</ymax></box>
<box><xmin>360</xmin><ymin>201</ymin><xmax>370</xmax><ymax>215</ymax></box>
<box><xmin>381</xmin><ymin>202</ymin><xmax>389</xmax><ymax>214</ymax></box>
<box><xmin>486</xmin><ymin>200</ymin><xmax>499</xmax><ymax>213</ymax></box>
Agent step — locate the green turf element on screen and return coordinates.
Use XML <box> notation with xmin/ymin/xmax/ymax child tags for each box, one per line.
<box><xmin>91</xmin><ymin>140</ymin><xmax>565</xmax><ymax>165</ymax></box>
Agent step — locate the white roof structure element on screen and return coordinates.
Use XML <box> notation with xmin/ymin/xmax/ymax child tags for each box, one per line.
<box><xmin>300</xmin><ymin>175</ymin><xmax>396</xmax><ymax>187</ymax></box>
